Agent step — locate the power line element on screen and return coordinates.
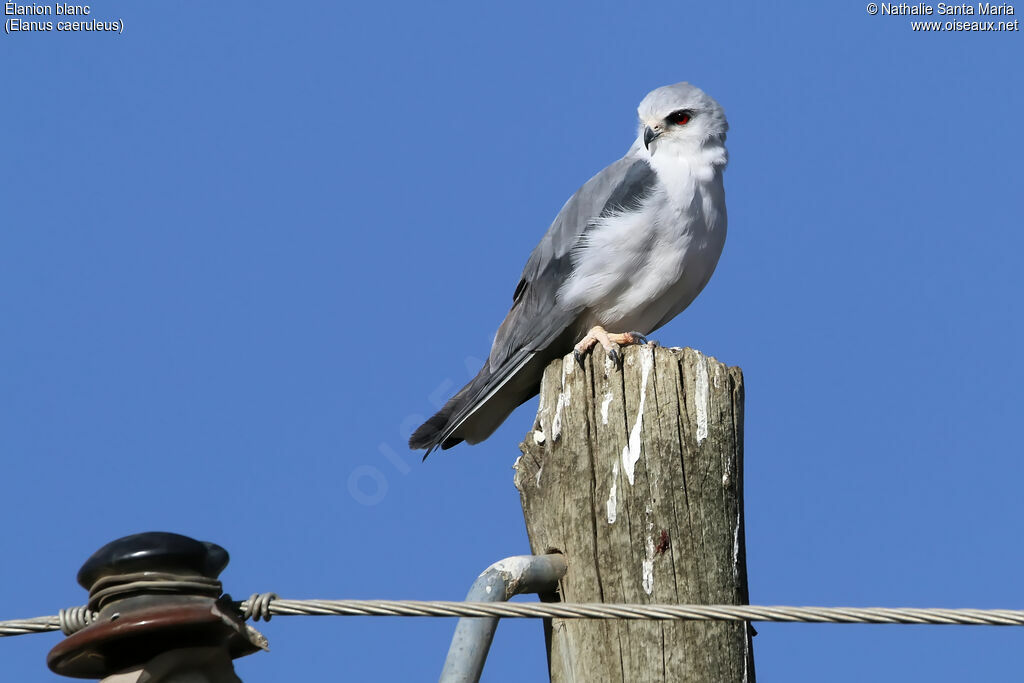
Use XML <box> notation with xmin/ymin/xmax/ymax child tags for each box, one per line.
<box><xmin>6</xmin><ymin>596</ymin><xmax>1024</xmax><ymax>638</ymax></box>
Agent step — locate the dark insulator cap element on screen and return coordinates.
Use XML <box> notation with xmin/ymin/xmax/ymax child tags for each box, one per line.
<box><xmin>76</xmin><ymin>531</ymin><xmax>229</xmax><ymax>590</ymax></box>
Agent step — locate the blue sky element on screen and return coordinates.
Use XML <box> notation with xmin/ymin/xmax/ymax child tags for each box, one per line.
<box><xmin>2</xmin><ymin>2</ymin><xmax>1022</xmax><ymax>680</ymax></box>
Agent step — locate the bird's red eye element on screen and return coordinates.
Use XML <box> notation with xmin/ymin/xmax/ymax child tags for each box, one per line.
<box><xmin>667</xmin><ymin>110</ymin><xmax>692</xmax><ymax>126</ymax></box>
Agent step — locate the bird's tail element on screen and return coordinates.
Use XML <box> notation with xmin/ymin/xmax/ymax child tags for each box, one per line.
<box><xmin>408</xmin><ymin>366</ymin><xmax>488</xmax><ymax>455</ymax></box>
<box><xmin>409</xmin><ymin>349</ymin><xmax>542</xmax><ymax>458</ymax></box>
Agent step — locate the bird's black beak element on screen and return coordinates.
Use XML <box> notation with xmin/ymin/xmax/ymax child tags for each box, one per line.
<box><xmin>643</xmin><ymin>126</ymin><xmax>659</xmax><ymax>150</ymax></box>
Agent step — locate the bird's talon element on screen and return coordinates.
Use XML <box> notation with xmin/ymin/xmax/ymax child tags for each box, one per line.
<box><xmin>573</xmin><ymin>349</ymin><xmax>585</xmax><ymax>366</ymax></box>
<box><xmin>608</xmin><ymin>347</ymin><xmax>621</xmax><ymax>365</ymax></box>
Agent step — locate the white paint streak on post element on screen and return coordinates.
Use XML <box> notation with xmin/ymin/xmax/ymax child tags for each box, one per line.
<box><xmin>695</xmin><ymin>352</ymin><xmax>710</xmax><ymax>444</ymax></box>
<box><xmin>551</xmin><ymin>394</ymin><xmax>564</xmax><ymax>442</ymax></box>
<box><xmin>606</xmin><ymin>460</ymin><xmax>619</xmax><ymax>524</ymax></box>
<box><xmin>621</xmin><ymin>346</ymin><xmax>653</xmax><ymax>485</ymax></box>
<box><xmin>641</xmin><ymin>554</ymin><xmax>654</xmax><ymax>595</ymax></box>
<box><xmin>600</xmin><ymin>392</ymin><xmax>613</xmax><ymax>425</ymax></box>
<box><xmin>641</xmin><ymin>503</ymin><xmax>654</xmax><ymax>595</ymax></box>
<box><xmin>551</xmin><ymin>361</ymin><xmax>572</xmax><ymax>442</ymax></box>
<box><xmin>732</xmin><ymin>511</ymin><xmax>741</xmax><ymax>582</ymax></box>
<box><xmin>551</xmin><ymin>386</ymin><xmax>571</xmax><ymax>442</ymax></box>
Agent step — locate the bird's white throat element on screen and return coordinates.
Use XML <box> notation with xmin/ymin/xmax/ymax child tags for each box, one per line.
<box><xmin>645</xmin><ymin>138</ymin><xmax>728</xmax><ymax>198</ymax></box>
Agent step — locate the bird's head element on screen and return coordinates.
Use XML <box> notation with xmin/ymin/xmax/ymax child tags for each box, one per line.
<box><xmin>637</xmin><ymin>82</ymin><xmax>728</xmax><ymax>156</ymax></box>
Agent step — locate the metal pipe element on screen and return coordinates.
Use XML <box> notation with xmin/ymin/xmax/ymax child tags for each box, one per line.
<box><xmin>440</xmin><ymin>553</ymin><xmax>567</xmax><ymax>683</ymax></box>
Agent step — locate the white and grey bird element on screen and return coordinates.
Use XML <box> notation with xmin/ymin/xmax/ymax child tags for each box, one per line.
<box><xmin>410</xmin><ymin>82</ymin><xmax>729</xmax><ymax>455</ymax></box>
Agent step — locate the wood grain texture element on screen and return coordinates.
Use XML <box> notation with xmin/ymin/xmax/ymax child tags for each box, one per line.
<box><xmin>514</xmin><ymin>345</ymin><xmax>754</xmax><ymax>683</ymax></box>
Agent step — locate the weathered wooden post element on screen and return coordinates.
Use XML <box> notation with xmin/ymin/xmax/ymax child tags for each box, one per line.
<box><xmin>514</xmin><ymin>344</ymin><xmax>754</xmax><ymax>682</ymax></box>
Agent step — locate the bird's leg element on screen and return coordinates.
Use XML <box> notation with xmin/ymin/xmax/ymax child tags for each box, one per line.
<box><xmin>573</xmin><ymin>326</ymin><xmax>653</xmax><ymax>366</ymax></box>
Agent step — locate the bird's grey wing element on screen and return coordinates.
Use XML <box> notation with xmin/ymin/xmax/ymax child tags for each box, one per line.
<box><xmin>490</xmin><ymin>149</ymin><xmax>657</xmax><ymax>367</ymax></box>
<box><xmin>515</xmin><ymin>147</ymin><xmax>655</xmax><ymax>302</ymax></box>
<box><xmin>411</xmin><ymin>150</ymin><xmax>658</xmax><ymax>453</ymax></box>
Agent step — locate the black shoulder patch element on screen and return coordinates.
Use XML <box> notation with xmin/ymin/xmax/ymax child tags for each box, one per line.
<box><xmin>512</xmin><ymin>278</ymin><xmax>527</xmax><ymax>303</ymax></box>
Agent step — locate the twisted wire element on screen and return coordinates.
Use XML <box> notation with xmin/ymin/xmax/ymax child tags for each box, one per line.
<box><xmin>6</xmin><ymin>598</ymin><xmax>1024</xmax><ymax>638</ymax></box>
<box><xmin>242</xmin><ymin>592</ymin><xmax>279</xmax><ymax>622</ymax></box>
<box><xmin>242</xmin><ymin>599</ymin><xmax>1024</xmax><ymax>626</ymax></box>
<box><xmin>58</xmin><ymin>607</ymin><xmax>96</xmax><ymax>635</ymax></box>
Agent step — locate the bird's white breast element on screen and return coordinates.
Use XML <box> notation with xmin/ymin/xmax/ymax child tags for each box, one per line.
<box><xmin>557</xmin><ymin>143</ymin><xmax>727</xmax><ymax>334</ymax></box>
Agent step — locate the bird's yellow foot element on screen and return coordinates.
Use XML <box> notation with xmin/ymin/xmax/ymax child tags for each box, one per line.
<box><xmin>573</xmin><ymin>326</ymin><xmax>652</xmax><ymax>365</ymax></box>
